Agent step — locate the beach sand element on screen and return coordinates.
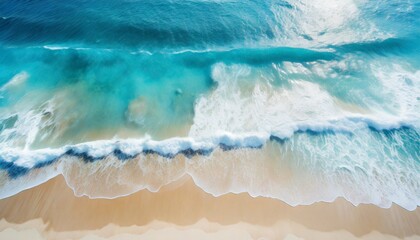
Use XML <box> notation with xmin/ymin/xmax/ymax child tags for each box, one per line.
<box><xmin>0</xmin><ymin>175</ymin><xmax>419</xmax><ymax>240</ymax></box>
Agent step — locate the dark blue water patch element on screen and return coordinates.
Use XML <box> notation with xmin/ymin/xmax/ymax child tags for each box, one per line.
<box><xmin>33</xmin><ymin>158</ymin><xmax>57</xmax><ymax>169</ymax></box>
<box><xmin>333</xmin><ymin>37</ymin><xmax>418</xmax><ymax>56</ymax></box>
<box><xmin>142</xmin><ymin>149</ymin><xmax>169</xmax><ymax>158</ymax></box>
<box><xmin>64</xmin><ymin>149</ymin><xmax>104</xmax><ymax>163</ymax></box>
<box><xmin>0</xmin><ymin>160</ymin><xmax>29</xmax><ymax>178</ymax></box>
<box><xmin>295</xmin><ymin>129</ymin><xmax>347</xmax><ymax>137</ymax></box>
<box><xmin>367</xmin><ymin>125</ymin><xmax>416</xmax><ymax>135</ymax></box>
<box><xmin>64</xmin><ymin>145</ymin><xmax>214</xmax><ymax>162</ymax></box>
<box><xmin>270</xmin><ymin>128</ymin><xmax>355</xmax><ymax>145</ymax></box>
<box><xmin>178</xmin><ymin>148</ymin><xmax>212</xmax><ymax>158</ymax></box>
<box><xmin>219</xmin><ymin>143</ymin><xmax>264</xmax><ymax>152</ymax></box>
<box><xmin>0</xmin><ymin>0</ymin><xmax>276</xmax><ymax>49</ymax></box>
<box><xmin>112</xmin><ymin>149</ymin><xmax>137</xmax><ymax>161</ymax></box>
<box><xmin>142</xmin><ymin>148</ymin><xmax>212</xmax><ymax>159</ymax></box>
<box><xmin>269</xmin><ymin>135</ymin><xmax>287</xmax><ymax>144</ymax></box>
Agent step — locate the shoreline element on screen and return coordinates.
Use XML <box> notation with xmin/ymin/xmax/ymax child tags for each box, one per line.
<box><xmin>0</xmin><ymin>175</ymin><xmax>419</xmax><ymax>239</ymax></box>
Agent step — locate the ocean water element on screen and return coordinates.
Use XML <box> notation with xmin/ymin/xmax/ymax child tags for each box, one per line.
<box><xmin>0</xmin><ymin>0</ymin><xmax>419</xmax><ymax>210</ymax></box>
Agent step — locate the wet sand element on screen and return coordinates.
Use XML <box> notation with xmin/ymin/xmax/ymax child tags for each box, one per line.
<box><xmin>0</xmin><ymin>175</ymin><xmax>419</xmax><ymax>239</ymax></box>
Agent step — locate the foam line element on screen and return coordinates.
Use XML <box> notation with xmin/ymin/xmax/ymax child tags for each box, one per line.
<box><xmin>0</xmin><ymin>123</ymin><xmax>416</xmax><ymax>178</ymax></box>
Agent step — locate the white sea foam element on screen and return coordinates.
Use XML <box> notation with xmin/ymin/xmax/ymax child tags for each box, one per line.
<box><xmin>190</xmin><ymin>62</ymin><xmax>418</xmax><ymax>141</ymax></box>
<box><xmin>0</xmin><ymin>132</ymin><xmax>266</xmax><ymax>169</ymax></box>
<box><xmin>268</xmin><ymin>0</ymin><xmax>390</xmax><ymax>48</ymax></box>
<box><xmin>0</xmin><ymin>94</ymin><xmax>57</xmax><ymax>150</ymax></box>
<box><xmin>372</xmin><ymin>63</ymin><xmax>420</xmax><ymax>125</ymax></box>
<box><xmin>0</xmin><ymin>71</ymin><xmax>29</xmax><ymax>92</ymax></box>
<box><xmin>42</xmin><ymin>45</ymin><xmax>70</xmax><ymax>51</ymax></box>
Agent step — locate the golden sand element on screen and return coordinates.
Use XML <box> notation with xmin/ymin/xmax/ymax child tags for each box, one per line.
<box><xmin>0</xmin><ymin>175</ymin><xmax>419</xmax><ymax>240</ymax></box>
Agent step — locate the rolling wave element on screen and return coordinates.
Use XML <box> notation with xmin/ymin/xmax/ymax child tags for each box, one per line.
<box><xmin>0</xmin><ymin>126</ymin><xmax>418</xmax><ymax>210</ymax></box>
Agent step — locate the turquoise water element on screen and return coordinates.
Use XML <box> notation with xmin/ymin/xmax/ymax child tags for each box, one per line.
<box><xmin>0</xmin><ymin>0</ymin><xmax>419</xmax><ymax>209</ymax></box>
